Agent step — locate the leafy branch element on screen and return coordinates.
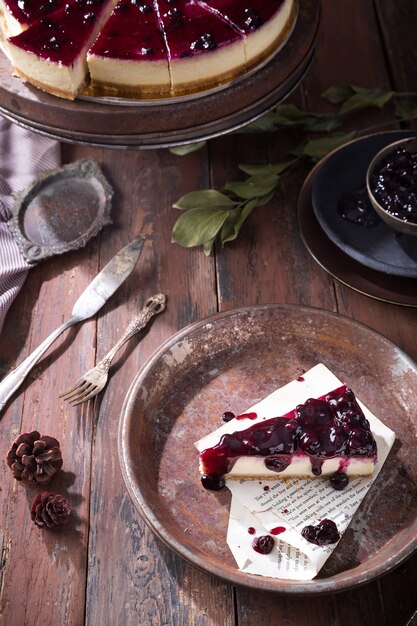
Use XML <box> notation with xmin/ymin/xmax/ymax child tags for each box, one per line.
<box><xmin>171</xmin><ymin>85</ymin><xmax>417</xmax><ymax>255</ymax></box>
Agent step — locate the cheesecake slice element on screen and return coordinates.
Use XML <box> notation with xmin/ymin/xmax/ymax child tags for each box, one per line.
<box><xmin>155</xmin><ymin>0</ymin><xmax>245</xmax><ymax>94</ymax></box>
<box><xmin>0</xmin><ymin>0</ymin><xmax>66</xmax><ymax>37</ymax></box>
<box><xmin>196</xmin><ymin>0</ymin><xmax>296</xmax><ymax>68</ymax></box>
<box><xmin>196</xmin><ymin>364</ymin><xmax>378</xmax><ymax>490</ymax></box>
<box><xmin>4</xmin><ymin>0</ymin><xmax>117</xmax><ymax>99</ymax></box>
<box><xmin>87</xmin><ymin>0</ymin><xmax>171</xmax><ymax>95</ymax></box>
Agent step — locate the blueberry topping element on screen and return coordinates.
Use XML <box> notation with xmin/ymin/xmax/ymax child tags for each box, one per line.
<box><xmin>40</xmin><ymin>17</ymin><xmax>54</xmax><ymax>27</ymax></box>
<box><xmin>200</xmin><ymin>385</ymin><xmax>376</xmax><ymax>488</ymax></box>
<box><xmin>265</xmin><ymin>455</ymin><xmax>291</xmax><ymax>473</ymax></box>
<box><xmin>201</xmin><ymin>474</ymin><xmax>225</xmax><ymax>491</ymax></box>
<box><xmin>371</xmin><ymin>145</ymin><xmax>417</xmax><ymax>223</ymax></box>
<box><xmin>45</xmin><ymin>35</ymin><xmax>59</xmax><ymax>50</ymax></box>
<box><xmin>190</xmin><ymin>33</ymin><xmax>217</xmax><ymax>52</ymax></box>
<box><xmin>244</xmin><ymin>8</ymin><xmax>263</xmax><ymax>30</ymax></box>
<box><xmin>167</xmin><ymin>7</ymin><xmax>184</xmax><ymax>28</ymax></box>
<box><xmin>252</xmin><ymin>535</ymin><xmax>275</xmax><ymax>554</ymax></box>
<box><xmin>222</xmin><ymin>411</ymin><xmax>235</xmax><ymax>423</ymax></box>
<box><xmin>338</xmin><ymin>188</ymin><xmax>380</xmax><ymax>227</ymax></box>
<box><xmin>131</xmin><ymin>0</ymin><xmax>153</xmax><ymax>11</ymax></box>
<box><xmin>330</xmin><ymin>472</ymin><xmax>349</xmax><ymax>490</ymax></box>
<box><xmin>301</xmin><ymin>519</ymin><xmax>340</xmax><ymax>545</ymax></box>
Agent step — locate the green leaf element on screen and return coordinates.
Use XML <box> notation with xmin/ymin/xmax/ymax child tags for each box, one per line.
<box><xmin>322</xmin><ymin>85</ymin><xmax>355</xmax><ymax>104</ymax></box>
<box><xmin>224</xmin><ymin>173</ymin><xmax>278</xmax><ymax>199</ymax></box>
<box><xmin>298</xmin><ymin>131</ymin><xmax>357</xmax><ymax>161</ymax></box>
<box><xmin>394</xmin><ymin>97</ymin><xmax>417</xmax><ymax>120</ymax></box>
<box><xmin>221</xmin><ymin>199</ymin><xmax>258</xmax><ymax>245</ymax></box>
<box><xmin>323</xmin><ymin>85</ymin><xmax>394</xmax><ymax>113</ymax></box>
<box><xmin>255</xmin><ymin>190</ymin><xmax>276</xmax><ymax>207</ymax></box>
<box><xmin>238</xmin><ymin>160</ymin><xmax>297</xmax><ymax>176</ymax></box>
<box><xmin>242</xmin><ymin>105</ymin><xmax>340</xmax><ymax>133</ymax></box>
<box><xmin>171</xmin><ymin>207</ymin><xmax>231</xmax><ymax>248</ymax></box>
<box><xmin>169</xmin><ymin>141</ymin><xmax>207</xmax><ymax>156</ymax></box>
<box><xmin>203</xmin><ymin>237</ymin><xmax>216</xmax><ymax>256</ymax></box>
<box><xmin>173</xmin><ymin>189</ymin><xmax>236</xmax><ymax>210</ymax></box>
<box><xmin>339</xmin><ymin>86</ymin><xmax>394</xmax><ymax>114</ymax></box>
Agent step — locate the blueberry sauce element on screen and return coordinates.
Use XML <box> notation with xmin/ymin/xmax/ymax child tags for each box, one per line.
<box><xmin>157</xmin><ymin>0</ymin><xmax>242</xmax><ymax>61</ymax></box>
<box><xmin>5</xmin><ymin>0</ymin><xmax>61</xmax><ymax>26</ymax></box>
<box><xmin>89</xmin><ymin>0</ymin><xmax>168</xmax><ymax>62</ymax></box>
<box><xmin>329</xmin><ymin>471</ymin><xmax>349</xmax><ymax>491</ymax></box>
<box><xmin>236</xmin><ymin>412</ymin><xmax>257</xmax><ymax>421</ymax></box>
<box><xmin>338</xmin><ymin>188</ymin><xmax>380</xmax><ymax>227</ymax></box>
<box><xmin>201</xmin><ymin>474</ymin><xmax>225</xmax><ymax>491</ymax></box>
<box><xmin>10</xmin><ymin>0</ymin><xmax>108</xmax><ymax>64</ymax></box>
<box><xmin>197</xmin><ymin>0</ymin><xmax>285</xmax><ymax>35</ymax></box>
<box><xmin>263</xmin><ymin>485</ymin><xmax>270</xmax><ymax>492</ymax></box>
<box><xmin>200</xmin><ymin>385</ymin><xmax>376</xmax><ymax>490</ymax></box>
<box><xmin>248</xmin><ymin>527</ymin><xmax>256</xmax><ymax>535</ymax></box>
<box><xmin>252</xmin><ymin>535</ymin><xmax>275</xmax><ymax>554</ymax></box>
<box><xmin>370</xmin><ymin>145</ymin><xmax>417</xmax><ymax>223</ymax></box>
<box><xmin>301</xmin><ymin>519</ymin><xmax>340</xmax><ymax>546</ymax></box>
<box><xmin>222</xmin><ymin>411</ymin><xmax>235</xmax><ymax>423</ymax></box>
<box><xmin>270</xmin><ymin>526</ymin><xmax>286</xmax><ymax>535</ymax></box>
<box><xmin>265</xmin><ymin>455</ymin><xmax>291</xmax><ymax>473</ymax></box>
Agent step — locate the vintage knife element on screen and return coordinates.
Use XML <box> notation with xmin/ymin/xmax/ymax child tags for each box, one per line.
<box><xmin>0</xmin><ymin>236</ymin><xmax>144</xmax><ymax>412</ymax></box>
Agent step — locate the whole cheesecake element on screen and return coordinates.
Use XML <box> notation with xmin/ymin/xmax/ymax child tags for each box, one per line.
<box><xmin>1</xmin><ymin>0</ymin><xmax>297</xmax><ymax>99</ymax></box>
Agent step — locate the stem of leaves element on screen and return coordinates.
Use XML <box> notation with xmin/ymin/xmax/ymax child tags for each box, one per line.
<box><xmin>171</xmin><ymin>85</ymin><xmax>417</xmax><ymax>255</ymax></box>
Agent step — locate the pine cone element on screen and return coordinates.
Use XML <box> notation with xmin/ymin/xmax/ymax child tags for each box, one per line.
<box><xmin>6</xmin><ymin>431</ymin><xmax>63</xmax><ymax>485</ymax></box>
<box><xmin>31</xmin><ymin>492</ymin><xmax>71</xmax><ymax>529</ymax></box>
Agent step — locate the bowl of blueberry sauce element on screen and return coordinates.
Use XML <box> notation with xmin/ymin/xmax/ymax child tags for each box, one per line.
<box><xmin>366</xmin><ymin>137</ymin><xmax>417</xmax><ymax>235</ymax></box>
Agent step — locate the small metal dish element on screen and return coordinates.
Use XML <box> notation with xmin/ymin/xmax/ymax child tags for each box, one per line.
<box><xmin>366</xmin><ymin>137</ymin><xmax>417</xmax><ymax>236</ymax></box>
<box><xmin>7</xmin><ymin>158</ymin><xmax>113</xmax><ymax>264</ymax></box>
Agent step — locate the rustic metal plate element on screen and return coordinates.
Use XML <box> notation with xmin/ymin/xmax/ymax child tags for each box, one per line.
<box><xmin>7</xmin><ymin>158</ymin><xmax>113</xmax><ymax>263</ymax></box>
<box><xmin>298</xmin><ymin>151</ymin><xmax>417</xmax><ymax>307</ymax></box>
<box><xmin>119</xmin><ymin>305</ymin><xmax>417</xmax><ymax>594</ymax></box>
<box><xmin>0</xmin><ymin>0</ymin><xmax>319</xmax><ymax>148</ymax></box>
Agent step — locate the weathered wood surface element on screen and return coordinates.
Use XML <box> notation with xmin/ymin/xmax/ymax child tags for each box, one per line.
<box><xmin>1</xmin><ymin>0</ymin><xmax>417</xmax><ymax>624</ymax></box>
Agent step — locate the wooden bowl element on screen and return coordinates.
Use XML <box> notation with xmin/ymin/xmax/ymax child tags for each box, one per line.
<box><xmin>118</xmin><ymin>305</ymin><xmax>417</xmax><ymax>594</ymax></box>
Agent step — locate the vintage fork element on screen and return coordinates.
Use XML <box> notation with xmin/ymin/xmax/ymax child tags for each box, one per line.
<box><xmin>59</xmin><ymin>293</ymin><xmax>166</xmax><ymax>406</ymax></box>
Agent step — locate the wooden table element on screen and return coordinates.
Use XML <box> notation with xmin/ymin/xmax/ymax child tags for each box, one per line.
<box><xmin>1</xmin><ymin>1</ymin><xmax>417</xmax><ymax>624</ymax></box>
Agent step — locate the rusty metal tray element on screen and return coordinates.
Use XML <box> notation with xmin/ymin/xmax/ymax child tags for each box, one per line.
<box><xmin>118</xmin><ymin>304</ymin><xmax>417</xmax><ymax>594</ymax></box>
<box><xmin>0</xmin><ymin>0</ymin><xmax>319</xmax><ymax>148</ymax></box>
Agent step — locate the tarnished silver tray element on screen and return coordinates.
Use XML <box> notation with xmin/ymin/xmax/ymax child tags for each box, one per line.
<box><xmin>0</xmin><ymin>0</ymin><xmax>319</xmax><ymax>148</ymax></box>
<box><xmin>8</xmin><ymin>158</ymin><xmax>113</xmax><ymax>263</ymax></box>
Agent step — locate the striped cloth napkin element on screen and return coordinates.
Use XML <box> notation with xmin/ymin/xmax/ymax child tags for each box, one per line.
<box><xmin>0</xmin><ymin>118</ymin><xmax>60</xmax><ymax>335</ymax></box>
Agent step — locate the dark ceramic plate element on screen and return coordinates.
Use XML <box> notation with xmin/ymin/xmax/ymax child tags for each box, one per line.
<box><xmin>311</xmin><ymin>131</ymin><xmax>417</xmax><ymax>278</ymax></box>
<box><xmin>298</xmin><ymin>161</ymin><xmax>417</xmax><ymax>307</ymax></box>
<box><xmin>119</xmin><ymin>305</ymin><xmax>417</xmax><ymax>594</ymax></box>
